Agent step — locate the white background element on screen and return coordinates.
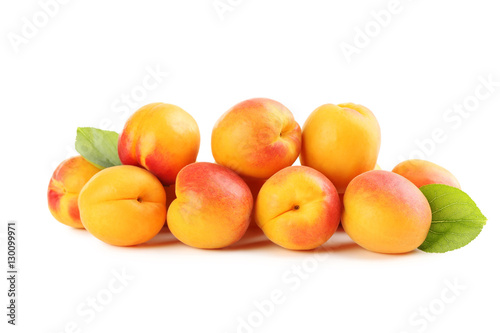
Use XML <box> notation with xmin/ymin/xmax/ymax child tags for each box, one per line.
<box><xmin>1</xmin><ymin>0</ymin><xmax>499</xmax><ymax>332</ymax></box>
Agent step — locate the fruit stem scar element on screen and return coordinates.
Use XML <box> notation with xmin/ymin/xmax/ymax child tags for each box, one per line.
<box><xmin>137</xmin><ymin>197</ymin><xmax>143</xmax><ymax>203</ymax></box>
<box><xmin>293</xmin><ymin>205</ymin><xmax>300</xmax><ymax>210</ymax></box>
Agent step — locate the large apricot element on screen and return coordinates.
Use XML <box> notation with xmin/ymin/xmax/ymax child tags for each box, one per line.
<box><xmin>118</xmin><ymin>102</ymin><xmax>200</xmax><ymax>185</ymax></box>
<box><xmin>255</xmin><ymin>166</ymin><xmax>341</xmax><ymax>250</ymax></box>
<box><xmin>78</xmin><ymin>165</ymin><xmax>166</xmax><ymax>246</ymax></box>
<box><xmin>167</xmin><ymin>162</ymin><xmax>253</xmax><ymax>249</ymax></box>
<box><xmin>211</xmin><ymin>98</ymin><xmax>301</xmax><ymax>179</ymax></box>
<box><xmin>342</xmin><ymin>170</ymin><xmax>432</xmax><ymax>254</ymax></box>
<box><xmin>300</xmin><ymin>103</ymin><xmax>381</xmax><ymax>193</ymax></box>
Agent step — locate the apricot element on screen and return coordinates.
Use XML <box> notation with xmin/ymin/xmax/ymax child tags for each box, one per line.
<box><xmin>78</xmin><ymin>165</ymin><xmax>166</xmax><ymax>246</ymax></box>
<box><xmin>47</xmin><ymin>156</ymin><xmax>101</xmax><ymax>228</ymax></box>
<box><xmin>300</xmin><ymin>103</ymin><xmax>381</xmax><ymax>193</ymax></box>
<box><xmin>211</xmin><ymin>98</ymin><xmax>301</xmax><ymax>179</ymax></box>
<box><xmin>118</xmin><ymin>102</ymin><xmax>200</xmax><ymax>185</ymax></box>
<box><xmin>342</xmin><ymin>170</ymin><xmax>432</xmax><ymax>254</ymax></box>
<box><xmin>167</xmin><ymin>162</ymin><xmax>253</xmax><ymax>249</ymax></box>
<box><xmin>392</xmin><ymin>159</ymin><xmax>460</xmax><ymax>189</ymax></box>
<box><xmin>255</xmin><ymin>166</ymin><xmax>341</xmax><ymax>250</ymax></box>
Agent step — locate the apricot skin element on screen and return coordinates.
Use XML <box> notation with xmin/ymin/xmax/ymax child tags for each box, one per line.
<box><xmin>300</xmin><ymin>103</ymin><xmax>381</xmax><ymax>193</ymax></box>
<box><xmin>341</xmin><ymin>170</ymin><xmax>432</xmax><ymax>254</ymax></box>
<box><xmin>47</xmin><ymin>156</ymin><xmax>101</xmax><ymax>228</ymax></box>
<box><xmin>167</xmin><ymin>162</ymin><xmax>253</xmax><ymax>249</ymax></box>
<box><xmin>255</xmin><ymin>166</ymin><xmax>341</xmax><ymax>250</ymax></box>
<box><xmin>211</xmin><ymin>98</ymin><xmax>301</xmax><ymax>179</ymax></box>
<box><xmin>392</xmin><ymin>159</ymin><xmax>460</xmax><ymax>189</ymax></box>
<box><xmin>118</xmin><ymin>102</ymin><xmax>200</xmax><ymax>186</ymax></box>
<box><xmin>78</xmin><ymin>165</ymin><xmax>167</xmax><ymax>246</ymax></box>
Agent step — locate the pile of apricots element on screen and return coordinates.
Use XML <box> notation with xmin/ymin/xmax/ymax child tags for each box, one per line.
<box><xmin>48</xmin><ymin>98</ymin><xmax>461</xmax><ymax>254</ymax></box>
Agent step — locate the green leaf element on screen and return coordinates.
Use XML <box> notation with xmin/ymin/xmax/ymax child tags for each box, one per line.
<box><xmin>419</xmin><ymin>184</ymin><xmax>487</xmax><ymax>253</ymax></box>
<box><xmin>75</xmin><ymin>127</ymin><xmax>122</xmax><ymax>169</ymax></box>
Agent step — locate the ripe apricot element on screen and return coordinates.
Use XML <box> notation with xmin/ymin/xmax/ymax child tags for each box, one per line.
<box><xmin>118</xmin><ymin>102</ymin><xmax>200</xmax><ymax>185</ymax></box>
<box><xmin>342</xmin><ymin>170</ymin><xmax>432</xmax><ymax>254</ymax></box>
<box><xmin>300</xmin><ymin>103</ymin><xmax>381</xmax><ymax>193</ymax></box>
<box><xmin>211</xmin><ymin>98</ymin><xmax>301</xmax><ymax>179</ymax></box>
<box><xmin>392</xmin><ymin>159</ymin><xmax>460</xmax><ymax>189</ymax></box>
<box><xmin>48</xmin><ymin>156</ymin><xmax>101</xmax><ymax>228</ymax></box>
<box><xmin>78</xmin><ymin>165</ymin><xmax>166</xmax><ymax>246</ymax></box>
<box><xmin>167</xmin><ymin>162</ymin><xmax>253</xmax><ymax>249</ymax></box>
<box><xmin>255</xmin><ymin>166</ymin><xmax>341</xmax><ymax>250</ymax></box>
